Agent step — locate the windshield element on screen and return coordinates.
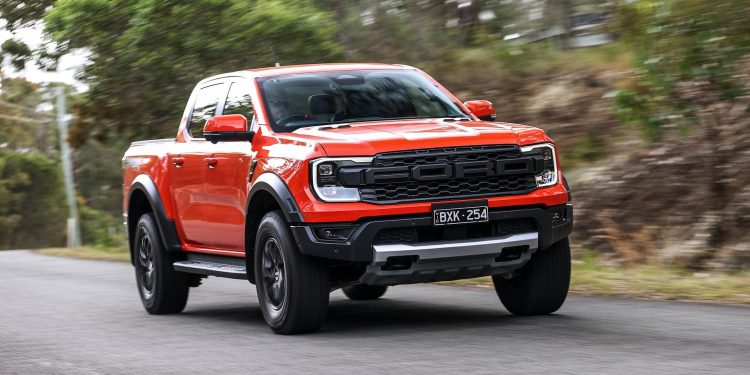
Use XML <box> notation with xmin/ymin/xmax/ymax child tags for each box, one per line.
<box><xmin>258</xmin><ymin>69</ymin><xmax>468</xmax><ymax>132</ymax></box>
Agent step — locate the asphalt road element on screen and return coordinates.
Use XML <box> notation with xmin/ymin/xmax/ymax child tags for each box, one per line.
<box><xmin>1</xmin><ymin>250</ymin><xmax>749</xmax><ymax>375</ymax></box>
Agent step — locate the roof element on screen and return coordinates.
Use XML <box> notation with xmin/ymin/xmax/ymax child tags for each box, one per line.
<box><xmin>245</xmin><ymin>63</ymin><xmax>415</xmax><ymax>78</ymax></box>
<box><xmin>197</xmin><ymin>63</ymin><xmax>418</xmax><ymax>86</ymax></box>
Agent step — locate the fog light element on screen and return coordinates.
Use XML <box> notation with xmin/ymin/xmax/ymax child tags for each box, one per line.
<box><xmin>551</xmin><ymin>207</ymin><xmax>566</xmax><ymax>225</ymax></box>
<box><xmin>314</xmin><ymin>226</ymin><xmax>355</xmax><ymax>241</ymax></box>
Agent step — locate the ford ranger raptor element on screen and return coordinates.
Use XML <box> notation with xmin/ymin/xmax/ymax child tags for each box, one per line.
<box><xmin>122</xmin><ymin>63</ymin><xmax>573</xmax><ymax>334</ymax></box>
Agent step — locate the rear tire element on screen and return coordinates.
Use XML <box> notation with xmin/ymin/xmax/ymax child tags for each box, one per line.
<box><xmin>492</xmin><ymin>238</ymin><xmax>571</xmax><ymax>316</ymax></box>
<box><xmin>342</xmin><ymin>285</ymin><xmax>388</xmax><ymax>300</ymax></box>
<box><xmin>134</xmin><ymin>213</ymin><xmax>189</xmax><ymax>314</ymax></box>
<box><xmin>254</xmin><ymin>211</ymin><xmax>329</xmax><ymax>334</ymax></box>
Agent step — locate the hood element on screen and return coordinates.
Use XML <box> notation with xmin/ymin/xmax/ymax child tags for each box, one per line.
<box><xmin>291</xmin><ymin>118</ymin><xmax>550</xmax><ymax>156</ymax></box>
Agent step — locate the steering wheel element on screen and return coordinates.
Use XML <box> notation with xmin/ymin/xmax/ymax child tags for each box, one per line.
<box><xmin>276</xmin><ymin>113</ymin><xmax>308</xmax><ymax>126</ymax></box>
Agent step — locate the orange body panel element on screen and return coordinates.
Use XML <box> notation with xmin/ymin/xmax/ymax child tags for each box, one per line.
<box><xmin>123</xmin><ymin>63</ymin><xmax>568</xmax><ymax>257</ymax></box>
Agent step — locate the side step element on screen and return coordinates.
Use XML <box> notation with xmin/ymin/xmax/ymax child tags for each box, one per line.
<box><xmin>173</xmin><ymin>254</ymin><xmax>247</xmax><ymax>280</ymax></box>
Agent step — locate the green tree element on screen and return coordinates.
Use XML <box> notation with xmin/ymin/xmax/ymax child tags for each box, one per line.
<box><xmin>44</xmin><ymin>0</ymin><xmax>343</xmax><ymax>145</ymax></box>
<box><xmin>0</xmin><ymin>0</ymin><xmax>56</xmax><ymax>30</ymax></box>
<box><xmin>0</xmin><ymin>0</ymin><xmax>57</xmax><ymax>69</ymax></box>
<box><xmin>0</xmin><ymin>149</ymin><xmax>67</xmax><ymax>249</ymax></box>
<box><xmin>614</xmin><ymin>0</ymin><xmax>750</xmax><ymax>139</ymax></box>
<box><xmin>0</xmin><ymin>77</ymin><xmax>56</xmax><ymax>153</ymax></box>
<box><xmin>315</xmin><ymin>0</ymin><xmax>517</xmax><ymax>65</ymax></box>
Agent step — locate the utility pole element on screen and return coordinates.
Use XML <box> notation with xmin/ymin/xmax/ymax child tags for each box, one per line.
<box><xmin>55</xmin><ymin>85</ymin><xmax>82</xmax><ymax>248</ymax></box>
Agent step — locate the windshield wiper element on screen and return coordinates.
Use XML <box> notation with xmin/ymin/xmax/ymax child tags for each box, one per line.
<box><xmin>327</xmin><ymin>117</ymin><xmax>385</xmax><ymax>125</ymax></box>
<box><xmin>299</xmin><ymin>115</ymin><xmax>470</xmax><ymax>130</ymax></box>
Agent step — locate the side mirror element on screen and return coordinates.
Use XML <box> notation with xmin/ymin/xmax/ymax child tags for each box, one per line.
<box><xmin>203</xmin><ymin>114</ymin><xmax>254</xmax><ymax>144</ymax></box>
<box><xmin>463</xmin><ymin>100</ymin><xmax>496</xmax><ymax>121</ymax></box>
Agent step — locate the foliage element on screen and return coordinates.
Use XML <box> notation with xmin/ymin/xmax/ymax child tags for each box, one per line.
<box><xmin>0</xmin><ymin>77</ymin><xmax>118</xmax><ymax>249</ymax></box>
<box><xmin>79</xmin><ymin>204</ymin><xmax>124</xmax><ymax>247</ymax></box>
<box><xmin>0</xmin><ymin>0</ymin><xmax>55</xmax><ymax>30</ymax></box>
<box><xmin>44</xmin><ymin>0</ymin><xmax>343</xmax><ymax>145</ymax></box>
<box><xmin>0</xmin><ymin>77</ymin><xmax>57</xmax><ymax>152</ymax></box>
<box><xmin>0</xmin><ymin>38</ymin><xmax>31</xmax><ymax>70</ymax></box>
<box><xmin>315</xmin><ymin>0</ymin><xmax>517</xmax><ymax>66</ymax></box>
<box><xmin>0</xmin><ymin>0</ymin><xmax>57</xmax><ymax>69</ymax></box>
<box><xmin>0</xmin><ymin>149</ymin><xmax>67</xmax><ymax>249</ymax></box>
<box><xmin>73</xmin><ymin>139</ymin><xmax>129</xmax><ymax>214</ymax></box>
<box><xmin>613</xmin><ymin>0</ymin><xmax>750</xmax><ymax>140</ymax></box>
<box><xmin>564</xmin><ymin>134</ymin><xmax>606</xmax><ymax>169</ymax></box>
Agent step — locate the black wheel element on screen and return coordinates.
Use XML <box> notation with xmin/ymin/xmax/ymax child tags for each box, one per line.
<box><xmin>492</xmin><ymin>238</ymin><xmax>571</xmax><ymax>316</ymax></box>
<box><xmin>134</xmin><ymin>213</ymin><xmax>189</xmax><ymax>314</ymax></box>
<box><xmin>342</xmin><ymin>285</ymin><xmax>388</xmax><ymax>300</ymax></box>
<box><xmin>254</xmin><ymin>211</ymin><xmax>329</xmax><ymax>334</ymax></box>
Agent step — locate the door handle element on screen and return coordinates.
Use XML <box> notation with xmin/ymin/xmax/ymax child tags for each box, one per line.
<box><xmin>172</xmin><ymin>157</ymin><xmax>185</xmax><ymax>168</ymax></box>
<box><xmin>205</xmin><ymin>157</ymin><xmax>218</xmax><ymax>169</ymax></box>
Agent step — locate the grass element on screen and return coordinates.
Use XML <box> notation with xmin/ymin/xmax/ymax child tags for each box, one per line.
<box><xmin>440</xmin><ymin>253</ymin><xmax>750</xmax><ymax>305</ymax></box>
<box><xmin>37</xmin><ymin>246</ymin><xmax>129</xmax><ymax>262</ymax></box>
<box><xmin>37</xmin><ymin>246</ymin><xmax>750</xmax><ymax>305</ymax></box>
<box><xmin>447</xmin><ymin>41</ymin><xmax>635</xmax><ymax>76</ymax></box>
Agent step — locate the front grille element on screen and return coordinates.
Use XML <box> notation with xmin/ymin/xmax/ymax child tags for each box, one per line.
<box><xmin>359</xmin><ymin>175</ymin><xmax>537</xmax><ymax>202</ymax></box>
<box><xmin>373</xmin><ymin>218</ymin><xmax>537</xmax><ymax>245</ymax></box>
<box><xmin>358</xmin><ymin>145</ymin><xmax>538</xmax><ymax>204</ymax></box>
<box><xmin>372</xmin><ymin>145</ymin><xmax>523</xmax><ymax>167</ymax></box>
<box><xmin>373</xmin><ymin>227</ymin><xmax>417</xmax><ymax>244</ymax></box>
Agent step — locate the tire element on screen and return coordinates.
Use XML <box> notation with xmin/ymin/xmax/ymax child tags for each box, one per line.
<box><xmin>254</xmin><ymin>211</ymin><xmax>329</xmax><ymax>334</ymax></box>
<box><xmin>134</xmin><ymin>213</ymin><xmax>189</xmax><ymax>314</ymax></box>
<box><xmin>342</xmin><ymin>285</ymin><xmax>388</xmax><ymax>300</ymax></box>
<box><xmin>492</xmin><ymin>238</ymin><xmax>571</xmax><ymax>316</ymax></box>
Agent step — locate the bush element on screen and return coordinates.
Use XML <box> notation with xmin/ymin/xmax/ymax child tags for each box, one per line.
<box><xmin>80</xmin><ymin>205</ymin><xmax>124</xmax><ymax>248</ymax></box>
<box><xmin>0</xmin><ymin>149</ymin><xmax>67</xmax><ymax>249</ymax></box>
<box><xmin>614</xmin><ymin>0</ymin><xmax>750</xmax><ymax>139</ymax></box>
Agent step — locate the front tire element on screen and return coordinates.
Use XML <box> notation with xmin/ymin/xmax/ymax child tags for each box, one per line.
<box><xmin>492</xmin><ymin>238</ymin><xmax>571</xmax><ymax>316</ymax></box>
<box><xmin>134</xmin><ymin>213</ymin><xmax>189</xmax><ymax>314</ymax></box>
<box><xmin>254</xmin><ymin>211</ymin><xmax>329</xmax><ymax>334</ymax></box>
<box><xmin>342</xmin><ymin>285</ymin><xmax>388</xmax><ymax>300</ymax></box>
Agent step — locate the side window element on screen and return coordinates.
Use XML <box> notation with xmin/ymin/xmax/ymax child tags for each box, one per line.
<box><xmin>222</xmin><ymin>82</ymin><xmax>255</xmax><ymax>121</ymax></box>
<box><xmin>189</xmin><ymin>83</ymin><xmax>225</xmax><ymax>138</ymax></box>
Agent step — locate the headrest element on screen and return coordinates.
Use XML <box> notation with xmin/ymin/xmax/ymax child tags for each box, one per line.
<box><xmin>308</xmin><ymin>94</ymin><xmax>335</xmax><ymax>115</ymax></box>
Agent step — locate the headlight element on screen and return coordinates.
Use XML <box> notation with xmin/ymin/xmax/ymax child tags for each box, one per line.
<box><xmin>520</xmin><ymin>143</ymin><xmax>558</xmax><ymax>188</ymax></box>
<box><xmin>311</xmin><ymin>157</ymin><xmax>372</xmax><ymax>202</ymax></box>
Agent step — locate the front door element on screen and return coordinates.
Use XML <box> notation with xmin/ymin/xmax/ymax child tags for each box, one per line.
<box><xmin>199</xmin><ymin>81</ymin><xmax>257</xmax><ymax>252</ymax></box>
<box><xmin>168</xmin><ymin>82</ymin><xmax>226</xmax><ymax>246</ymax></box>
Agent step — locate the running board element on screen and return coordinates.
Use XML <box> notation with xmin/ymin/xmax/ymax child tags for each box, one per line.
<box><xmin>173</xmin><ymin>254</ymin><xmax>247</xmax><ymax>280</ymax></box>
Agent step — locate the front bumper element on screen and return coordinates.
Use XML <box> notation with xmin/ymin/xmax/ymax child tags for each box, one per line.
<box><xmin>360</xmin><ymin>232</ymin><xmax>539</xmax><ymax>285</ymax></box>
<box><xmin>292</xmin><ymin>204</ymin><xmax>572</xmax><ymax>269</ymax></box>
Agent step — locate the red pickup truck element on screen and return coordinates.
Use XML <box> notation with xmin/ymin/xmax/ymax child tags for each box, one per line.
<box><xmin>122</xmin><ymin>63</ymin><xmax>573</xmax><ymax>334</ymax></box>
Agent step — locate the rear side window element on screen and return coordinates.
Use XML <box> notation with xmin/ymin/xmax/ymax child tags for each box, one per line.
<box><xmin>189</xmin><ymin>83</ymin><xmax>225</xmax><ymax>138</ymax></box>
<box><xmin>223</xmin><ymin>82</ymin><xmax>255</xmax><ymax>121</ymax></box>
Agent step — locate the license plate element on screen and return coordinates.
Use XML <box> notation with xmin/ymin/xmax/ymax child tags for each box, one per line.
<box><xmin>433</xmin><ymin>203</ymin><xmax>489</xmax><ymax>226</ymax></box>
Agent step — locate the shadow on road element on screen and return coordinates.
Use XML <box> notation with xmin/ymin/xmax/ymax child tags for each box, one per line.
<box><xmin>178</xmin><ymin>296</ymin><xmax>580</xmax><ymax>335</ymax></box>
<box><xmin>323</xmin><ymin>299</ymin><xmax>580</xmax><ymax>335</ymax></box>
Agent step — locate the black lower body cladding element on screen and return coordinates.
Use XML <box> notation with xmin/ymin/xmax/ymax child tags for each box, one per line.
<box><xmin>291</xmin><ymin>204</ymin><xmax>573</xmax><ymax>263</ymax></box>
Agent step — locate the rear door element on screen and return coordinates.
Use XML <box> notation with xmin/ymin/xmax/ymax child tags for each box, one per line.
<box><xmin>200</xmin><ymin>79</ymin><xmax>257</xmax><ymax>251</ymax></box>
<box><xmin>169</xmin><ymin>82</ymin><xmax>227</xmax><ymax>246</ymax></box>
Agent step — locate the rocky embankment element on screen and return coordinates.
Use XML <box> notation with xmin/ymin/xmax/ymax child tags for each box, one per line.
<box><xmin>572</xmin><ymin>101</ymin><xmax>750</xmax><ymax>270</ymax></box>
<box><xmin>455</xmin><ymin>66</ymin><xmax>749</xmax><ymax>270</ymax></box>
